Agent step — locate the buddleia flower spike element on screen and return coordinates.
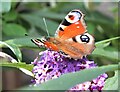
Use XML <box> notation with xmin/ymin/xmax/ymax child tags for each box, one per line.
<box><xmin>31</xmin><ymin>50</ymin><xmax>108</xmax><ymax>91</ymax></box>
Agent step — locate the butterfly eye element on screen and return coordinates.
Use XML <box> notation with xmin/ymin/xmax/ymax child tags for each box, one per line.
<box><xmin>80</xmin><ymin>35</ymin><xmax>90</xmax><ymax>43</ymax></box>
<box><xmin>68</xmin><ymin>15</ymin><xmax>74</xmax><ymax>20</ymax></box>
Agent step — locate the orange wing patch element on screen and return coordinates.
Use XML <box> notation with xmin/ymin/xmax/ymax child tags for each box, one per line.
<box><xmin>58</xmin><ymin>21</ymin><xmax>86</xmax><ymax>39</ymax></box>
<box><xmin>44</xmin><ymin>41</ymin><xmax>59</xmax><ymax>51</ymax></box>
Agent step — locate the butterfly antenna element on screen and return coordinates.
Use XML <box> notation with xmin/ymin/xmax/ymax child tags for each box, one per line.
<box><xmin>43</xmin><ymin>18</ymin><xmax>50</xmax><ymax>37</ymax></box>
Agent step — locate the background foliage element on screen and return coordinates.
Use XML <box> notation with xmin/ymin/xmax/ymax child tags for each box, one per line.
<box><xmin>0</xmin><ymin>1</ymin><xmax>119</xmax><ymax>91</ymax></box>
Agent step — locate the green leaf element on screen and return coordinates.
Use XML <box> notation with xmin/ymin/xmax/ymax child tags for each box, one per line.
<box><xmin>0</xmin><ymin>51</ymin><xmax>18</xmax><ymax>63</ymax></box>
<box><xmin>3</xmin><ymin>23</ymin><xmax>27</xmax><ymax>37</ymax></box>
<box><xmin>85</xmin><ymin>11</ymin><xmax>114</xmax><ymax>26</ymax></box>
<box><xmin>19</xmin><ymin>68</ymin><xmax>34</xmax><ymax>77</ymax></box>
<box><xmin>95</xmin><ymin>36</ymin><xmax>120</xmax><ymax>47</ymax></box>
<box><xmin>3</xmin><ymin>11</ymin><xmax>18</xmax><ymax>21</ymax></box>
<box><xmin>92</xmin><ymin>48</ymin><xmax>119</xmax><ymax>61</ymax></box>
<box><xmin>94</xmin><ymin>37</ymin><xmax>120</xmax><ymax>60</ymax></box>
<box><xmin>103</xmin><ymin>70</ymin><xmax>119</xmax><ymax>90</ymax></box>
<box><xmin>96</xmin><ymin>42</ymin><xmax>111</xmax><ymax>48</ymax></box>
<box><xmin>0</xmin><ymin>62</ymin><xmax>33</xmax><ymax>72</ymax></box>
<box><xmin>20</xmin><ymin>14</ymin><xmax>45</xmax><ymax>30</ymax></box>
<box><xmin>32</xmin><ymin>10</ymin><xmax>65</xmax><ymax>20</ymax></box>
<box><xmin>87</xmin><ymin>22</ymin><xmax>95</xmax><ymax>34</ymax></box>
<box><xmin>20</xmin><ymin>64</ymin><xmax>118</xmax><ymax>90</ymax></box>
<box><xmin>3</xmin><ymin>37</ymin><xmax>38</xmax><ymax>48</ymax></box>
<box><xmin>2</xmin><ymin>37</ymin><xmax>46</xmax><ymax>51</ymax></box>
<box><xmin>0</xmin><ymin>41</ymin><xmax>22</xmax><ymax>62</ymax></box>
<box><xmin>54</xmin><ymin>2</ymin><xmax>85</xmax><ymax>13</ymax></box>
<box><xmin>0</xmin><ymin>62</ymin><xmax>34</xmax><ymax>77</ymax></box>
<box><xmin>20</xmin><ymin>14</ymin><xmax>58</xmax><ymax>36</ymax></box>
<box><xmin>0</xmin><ymin>0</ymin><xmax>11</xmax><ymax>13</ymax></box>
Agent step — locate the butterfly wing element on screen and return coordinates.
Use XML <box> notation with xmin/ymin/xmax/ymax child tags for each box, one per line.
<box><xmin>55</xmin><ymin>9</ymin><xmax>87</xmax><ymax>39</ymax></box>
<box><xmin>31</xmin><ymin>37</ymin><xmax>59</xmax><ymax>51</ymax></box>
<box><xmin>55</xmin><ymin>33</ymin><xmax>95</xmax><ymax>58</ymax></box>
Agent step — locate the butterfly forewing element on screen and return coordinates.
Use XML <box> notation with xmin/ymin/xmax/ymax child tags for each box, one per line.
<box><xmin>55</xmin><ymin>9</ymin><xmax>86</xmax><ymax>39</ymax></box>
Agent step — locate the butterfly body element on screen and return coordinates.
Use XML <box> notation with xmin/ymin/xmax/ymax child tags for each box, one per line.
<box><xmin>32</xmin><ymin>9</ymin><xmax>95</xmax><ymax>59</ymax></box>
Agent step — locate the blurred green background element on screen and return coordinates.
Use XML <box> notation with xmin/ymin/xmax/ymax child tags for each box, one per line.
<box><xmin>1</xmin><ymin>1</ymin><xmax>119</xmax><ymax>90</ymax></box>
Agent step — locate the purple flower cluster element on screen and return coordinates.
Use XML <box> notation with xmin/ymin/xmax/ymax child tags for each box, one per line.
<box><xmin>31</xmin><ymin>50</ymin><xmax>107</xmax><ymax>91</ymax></box>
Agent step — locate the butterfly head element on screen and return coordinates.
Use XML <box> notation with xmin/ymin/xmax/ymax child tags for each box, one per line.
<box><xmin>65</xmin><ymin>9</ymin><xmax>84</xmax><ymax>23</ymax></box>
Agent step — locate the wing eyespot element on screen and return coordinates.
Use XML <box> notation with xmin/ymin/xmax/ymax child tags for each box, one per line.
<box><xmin>80</xmin><ymin>35</ymin><xmax>90</xmax><ymax>43</ymax></box>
